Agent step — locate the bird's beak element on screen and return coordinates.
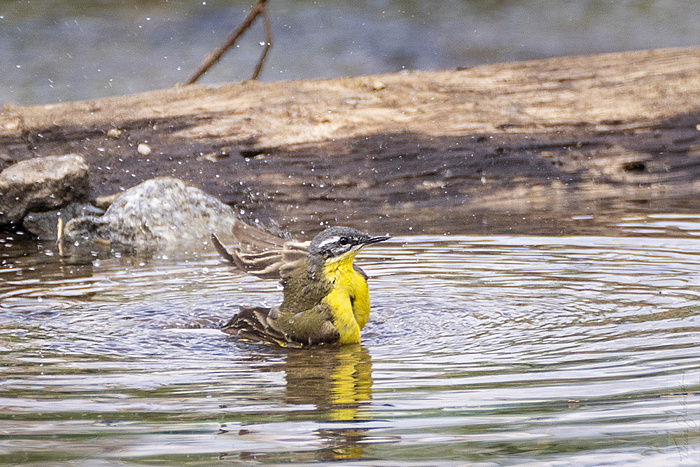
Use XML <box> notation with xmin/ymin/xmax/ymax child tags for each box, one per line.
<box><xmin>363</xmin><ymin>235</ymin><xmax>390</xmax><ymax>245</ymax></box>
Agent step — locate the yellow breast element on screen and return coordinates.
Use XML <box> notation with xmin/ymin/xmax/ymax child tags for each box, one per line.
<box><xmin>322</xmin><ymin>253</ymin><xmax>371</xmax><ymax>344</ymax></box>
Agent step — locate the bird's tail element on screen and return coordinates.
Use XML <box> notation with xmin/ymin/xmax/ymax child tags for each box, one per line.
<box><xmin>222</xmin><ymin>306</ymin><xmax>290</xmax><ymax>346</ymax></box>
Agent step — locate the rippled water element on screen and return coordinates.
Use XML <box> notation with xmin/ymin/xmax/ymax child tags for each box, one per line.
<box><xmin>1</xmin><ymin>219</ymin><xmax>699</xmax><ymax>465</ymax></box>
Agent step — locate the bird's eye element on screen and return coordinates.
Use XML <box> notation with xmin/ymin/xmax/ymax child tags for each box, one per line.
<box><xmin>339</xmin><ymin>237</ymin><xmax>349</xmax><ymax>245</ymax></box>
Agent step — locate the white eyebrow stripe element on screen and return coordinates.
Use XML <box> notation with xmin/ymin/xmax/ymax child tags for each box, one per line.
<box><xmin>317</xmin><ymin>236</ymin><xmax>341</xmax><ymax>249</ymax></box>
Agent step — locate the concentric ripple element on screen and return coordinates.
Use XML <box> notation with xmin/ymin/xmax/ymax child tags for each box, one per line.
<box><xmin>1</xmin><ymin>233</ymin><xmax>698</xmax><ymax>465</ymax></box>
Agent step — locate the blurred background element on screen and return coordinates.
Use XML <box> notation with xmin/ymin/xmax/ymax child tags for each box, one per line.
<box><xmin>2</xmin><ymin>0</ymin><xmax>699</xmax><ymax>107</ymax></box>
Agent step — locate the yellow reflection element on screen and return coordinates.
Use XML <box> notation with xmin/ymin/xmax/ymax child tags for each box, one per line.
<box><xmin>284</xmin><ymin>344</ymin><xmax>373</xmax><ymax>461</ymax></box>
<box><xmin>285</xmin><ymin>344</ymin><xmax>372</xmax><ymax>417</ymax></box>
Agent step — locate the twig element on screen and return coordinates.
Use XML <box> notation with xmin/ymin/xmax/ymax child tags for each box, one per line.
<box><xmin>185</xmin><ymin>0</ymin><xmax>272</xmax><ymax>85</ymax></box>
<box><xmin>56</xmin><ymin>217</ymin><xmax>64</xmax><ymax>256</ymax></box>
<box><xmin>251</xmin><ymin>2</ymin><xmax>272</xmax><ymax>80</ymax></box>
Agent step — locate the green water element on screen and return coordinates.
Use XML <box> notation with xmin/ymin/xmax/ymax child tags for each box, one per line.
<box><xmin>1</xmin><ymin>219</ymin><xmax>699</xmax><ymax>465</ymax></box>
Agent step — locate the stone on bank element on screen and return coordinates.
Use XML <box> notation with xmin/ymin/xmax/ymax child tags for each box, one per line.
<box><xmin>63</xmin><ymin>177</ymin><xmax>238</xmax><ymax>254</ymax></box>
<box><xmin>0</xmin><ymin>154</ymin><xmax>89</xmax><ymax>225</ymax></box>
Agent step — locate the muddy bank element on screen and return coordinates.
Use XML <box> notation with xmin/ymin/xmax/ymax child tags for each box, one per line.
<box><xmin>1</xmin><ymin>47</ymin><xmax>699</xmax><ymax>237</ymax></box>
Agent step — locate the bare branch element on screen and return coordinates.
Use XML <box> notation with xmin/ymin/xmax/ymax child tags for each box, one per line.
<box><xmin>185</xmin><ymin>0</ymin><xmax>271</xmax><ymax>85</ymax></box>
<box><xmin>251</xmin><ymin>2</ymin><xmax>273</xmax><ymax>80</ymax></box>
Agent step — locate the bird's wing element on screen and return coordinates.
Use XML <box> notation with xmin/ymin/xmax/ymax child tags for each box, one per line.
<box><xmin>211</xmin><ymin>234</ymin><xmax>308</xmax><ymax>279</ymax></box>
<box><xmin>232</xmin><ymin>218</ymin><xmax>293</xmax><ymax>252</ymax></box>
<box><xmin>222</xmin><ymin>305</ymin><xmax>289</xmax><ymax>345</ymax></box>
<box><xmin>212</xmin><ymin>220</ymin><xmax>310</xmax><ymax>279</ymax></box>
<box><xmin>279</xmin><ymin>302</ymin><xmax>341</xmax><ymax>346</ymax></box>
<box><xmin>211</xmin><ymin>231</ymin><xmax>236</xmax><ymax>263</ymax></box>
<box><xmin>222</xmin><ymin>305</ymin><xmax>340</xmax><ymax>347</ymax></box>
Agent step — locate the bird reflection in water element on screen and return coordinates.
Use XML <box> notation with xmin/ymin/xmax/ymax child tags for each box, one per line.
<box><xmin>286</xmin><ymin>345</ymin><xmax>373</xmax><ymax>461</ymax></box>
<box><xmin>231</xmin><ymin>345</ymin><xmax>375</xmax><ymax>463</ymax></box>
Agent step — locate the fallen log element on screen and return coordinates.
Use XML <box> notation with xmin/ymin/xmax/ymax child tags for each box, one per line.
<box><xmin>1</xmin><ymin>46</ymin><xmax>699</xmax><ymax>236</ymax></box>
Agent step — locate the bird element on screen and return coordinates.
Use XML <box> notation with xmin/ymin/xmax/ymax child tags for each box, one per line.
<box><xmin>212</xmin><ymin>221</ymin><xmax>389</xmax><ymax>347</ymax></box>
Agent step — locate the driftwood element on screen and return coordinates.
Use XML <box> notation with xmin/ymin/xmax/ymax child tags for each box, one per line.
<box><xmin>1</xmin><ymin>47</ymin><xmax>699</xmax><ymax>236</ymax></box>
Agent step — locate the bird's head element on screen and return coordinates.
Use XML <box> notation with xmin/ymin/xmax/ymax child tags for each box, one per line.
<box><xmin>308</xmin><ymin>226</ymin><xmax>389</xmax><ymax>262</ymax></box>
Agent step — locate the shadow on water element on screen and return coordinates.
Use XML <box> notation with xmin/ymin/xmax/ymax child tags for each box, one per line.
<box><xmin>1</xmin><ymin>216</ymin><xmax>699</xmax><ymax>464</ymax></box>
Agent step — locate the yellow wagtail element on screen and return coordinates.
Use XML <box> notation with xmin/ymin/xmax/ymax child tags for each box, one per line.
<box><xmin>212</xmin><ymin>221</ymin><xmax>389</xmax><ymax>346</ymax></box>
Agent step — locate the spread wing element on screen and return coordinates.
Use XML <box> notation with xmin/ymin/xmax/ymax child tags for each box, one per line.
<box><xmin>231</xmin><ymin>219</ymin><xmax>295</xmax><ymax>253</ymax></box>
<box><xmin>212</xmin><ymin>220</ymin><xmax>310</xmax><ymax>279</ymax></box>
<box><xmin>215</xmin><ymin>220</ymin><xmax>340</xmax><ymax>346</ymax></box>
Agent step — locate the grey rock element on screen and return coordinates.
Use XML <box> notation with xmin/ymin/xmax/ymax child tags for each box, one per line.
<box><xmin>93</xmin><ymin>192</ymin><xmax>121</xmax><ymax>211</ymax></box>
<box><xmin>64</xmin><ymin>177</ymin><xmax>238</xmax><ymax>255</ymax></box>
<box><xmin>23</xmin><ymin>203</ymin><xmax>104</xmax><ymax>240</ymax></box>
<box><xmin>0</xmin><ymin>154</ymin><xmax>89</xmax><ymax>225</ymax></box>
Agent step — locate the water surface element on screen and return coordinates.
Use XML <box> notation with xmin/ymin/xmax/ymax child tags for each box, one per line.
<box><xmin>3</xmin><ymin>0</ymin><xmax>699</xmax><ymax>105</ymax></box>
<box><xmin>1</xmin><ymin>218</ymin><xmax>698</xmax><ymax>465</ymax></box>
